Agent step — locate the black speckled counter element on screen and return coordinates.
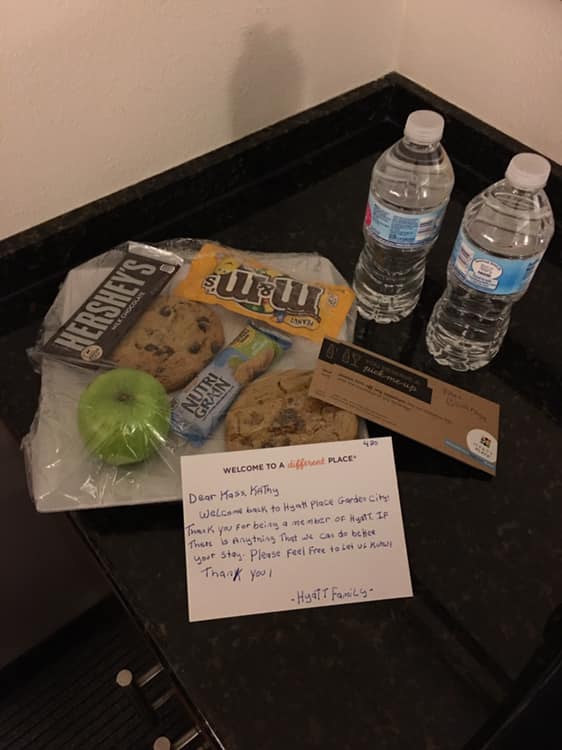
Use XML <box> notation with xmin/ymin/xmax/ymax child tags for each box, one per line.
<box><xmin>1</xmin><ymin>74</ymin><xmax>561</xmax><ymax>749</ymax></box>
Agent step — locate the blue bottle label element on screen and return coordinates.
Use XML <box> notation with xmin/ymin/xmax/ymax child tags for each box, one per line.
<box><xmin>364</xmin><ymin>194</ymin><xmax>447</xmax><ymax>247</ymax></box>
<box><xmin>450</xmin><ymin>230</ymin><xmax>543</xmax><ymax>295</ymax></box>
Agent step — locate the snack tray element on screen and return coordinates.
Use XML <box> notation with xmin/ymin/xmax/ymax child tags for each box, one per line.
<box><xmin>24</xmin><ymin>239</ymin><xmax>364</xmax><ymax>512</ymax></box>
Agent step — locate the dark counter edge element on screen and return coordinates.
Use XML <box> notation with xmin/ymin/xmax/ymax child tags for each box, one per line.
<box><xmin>68</xmin><ymin>515</ymin><xmax>227</xmax><ymax>750</ymax></box>
<box><xmin>1</xmin><ymin>71</ymin><xmax>560</xmax><ymax>334</ymax></box>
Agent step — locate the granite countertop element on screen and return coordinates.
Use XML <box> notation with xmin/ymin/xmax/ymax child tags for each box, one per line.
<box><xmin>2</xmin><ymin>126</ymin><xmax>562</xmax><ymax>747</ymax></box>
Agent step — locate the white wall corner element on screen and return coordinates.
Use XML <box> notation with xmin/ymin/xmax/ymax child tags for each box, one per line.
<box><xmin>396</xmin><ymin>0</ymin><xmax>562</xmax><ymax>163</ymax></box>
<box><xmin>1</xmin><ymin>0</ymin><xmax>559</xmax><ymax>240</ymax></box>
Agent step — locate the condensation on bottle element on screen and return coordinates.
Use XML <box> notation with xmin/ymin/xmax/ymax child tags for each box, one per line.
<box><xmin>426</xmin><ymin>153</ymin><xmax>554</xmax><ymax>371</ymax></box>
<box><xmin>353</xmin><ymin>110</ymin><xmax>455</xmax><ymax>323</ymax></box>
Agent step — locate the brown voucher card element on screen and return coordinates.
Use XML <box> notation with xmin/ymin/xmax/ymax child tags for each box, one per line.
<box><xmin>310</xmin><ymin>338</ymin><xmax>500</xmax><ymax>475</ymax></box>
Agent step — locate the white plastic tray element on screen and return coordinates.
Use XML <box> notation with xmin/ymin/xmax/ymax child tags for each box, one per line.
<box><xmin>25</xmin><ymin>243</ymin><xmax>362</xmax><ymax>512</ymax></box>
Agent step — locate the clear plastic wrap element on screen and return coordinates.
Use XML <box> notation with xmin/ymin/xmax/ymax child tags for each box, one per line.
<box><xmin>24</xmin><ymin>239</ymin><xmax>364</xmax><ymax>512</ymax></box>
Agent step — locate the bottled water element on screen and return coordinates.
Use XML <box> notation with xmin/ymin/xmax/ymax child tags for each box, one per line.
<box><xmin>426</xmin><ymin>153</ymin><xmax>554</xmax><ymax>371</ymax></box>
<box><xmin>353</xmin><ymin>110</ymin><xmax>454</xmax><ymax>322</ymax></box>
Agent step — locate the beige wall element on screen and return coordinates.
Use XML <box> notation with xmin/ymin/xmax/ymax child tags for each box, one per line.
<box><xmin>400</xmin><ymin>0</ymin><xmax>562</xmax><ymax>163</ymax></box>
<box><xmin>2</xmin><ymin>0</ymin><xmax>561</xmax><ymax>240</ymax></box>
<box><xmin>1</xmin><ymin>0</ymin><xmax>402</xmax><ymax>239</ymax></box>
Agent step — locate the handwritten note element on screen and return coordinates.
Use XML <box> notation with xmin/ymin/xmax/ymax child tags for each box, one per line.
<box><xmin>180</xmin><ymin>438</ymin><xmax>412</xmax><ymax>621</ymax></box>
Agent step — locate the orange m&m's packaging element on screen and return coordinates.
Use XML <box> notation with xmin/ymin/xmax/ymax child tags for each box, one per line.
<box><xmin>173</xmin><ymin>243</ymin><xmax>355</xmax><ymax>342</ymax></box>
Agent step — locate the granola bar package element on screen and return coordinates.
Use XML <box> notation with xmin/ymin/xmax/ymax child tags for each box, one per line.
<box><xmin>173</xmin><ymin>243</ymin><xmax>354</xmax><ymax>342</ymax></box>
<box><xmin>171</xmin><ymin>322</ymin><xmax>291</xmax><ymax>446</ymax></box>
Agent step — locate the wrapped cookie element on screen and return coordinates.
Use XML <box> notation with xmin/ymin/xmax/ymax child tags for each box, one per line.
<box><xmin>111</xmin><ymin>295</ymin><xmax>224</xmax><ymax>392</ymax></box>
<box><xmin>225</xmin><ymin>369</ymin><xmax>358</xmax><ymax>450</ymax></box>
<box><xmin>171</xmin><ymin>322</ymin><xmax>291</xmax><ymax>446</ymax></box>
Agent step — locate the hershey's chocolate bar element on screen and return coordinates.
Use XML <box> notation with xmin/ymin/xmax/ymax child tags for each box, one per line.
<box><xmin>44</xmin><ymin>244</ymin><xmax>181</xmax><ymax>364</ymax></box>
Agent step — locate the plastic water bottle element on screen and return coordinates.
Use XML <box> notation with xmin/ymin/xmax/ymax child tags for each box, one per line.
<box><xmin>353</xmin><ymin>110</ymin><xmax>455</xmax><ymax>322</ymax></box>
<box><xmin>426</xmin><ymin>153</ymin><xmax>554</xmax><ymax>371</ymax></box>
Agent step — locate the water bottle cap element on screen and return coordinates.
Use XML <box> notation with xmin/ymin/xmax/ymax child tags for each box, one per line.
<box><xmin>404</xmin><ymin>110</ymin><xmax>444</xmax><ymax>144</ymax></box>
<box><xmin>505</xmin><ymin>153</ymin><xmax>550</xmax><ymax>190</ymax></box>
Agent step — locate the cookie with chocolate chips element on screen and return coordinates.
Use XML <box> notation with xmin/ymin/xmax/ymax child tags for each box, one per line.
<box><xmin>112</xmin><ymin>295</ymin><xmax>224</xmax><ymax>392</ymax></box>
<box><xmin>225</xmin><ymin>369</ymin><xmax>358</xmax><ymax>450</ymax></box>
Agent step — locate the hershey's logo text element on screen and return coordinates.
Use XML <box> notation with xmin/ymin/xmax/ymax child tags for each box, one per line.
<box><xmin>53</xmin><ymin>259</ymin><xmax>156</xmax><ymax>353</ymax></box>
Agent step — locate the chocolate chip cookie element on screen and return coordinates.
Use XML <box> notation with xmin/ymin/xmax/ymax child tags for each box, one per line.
<box><xmin>225</xmin><ymin>369</ymin><xmax>358</xmax><ymax>450</ymax></box>
<box><xmin>112</xmin><ymin>295</ymin><xmax>224</xmax><ymax>392</ymax></box>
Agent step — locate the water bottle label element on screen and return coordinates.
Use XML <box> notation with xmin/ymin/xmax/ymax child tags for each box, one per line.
<box><xmin>451</xmin><ymin>230</ymin><xmax>542</xmax><ymax>295</ymax></box>
<box><xmin>364</xmin><ymin>195</ymin><xmax>447</xmax><ymax>247</ymax></box>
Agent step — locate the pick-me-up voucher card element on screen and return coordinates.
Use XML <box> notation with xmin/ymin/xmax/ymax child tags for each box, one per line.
<box><xmin>310</xmin><ymin>338</ymin><xmax>500</xmax><ymax>475</ymax></box>
<box><xmin>181</xmin><ymin>439</ymin><xmax>412</xmax><ymax>622</ymax></box>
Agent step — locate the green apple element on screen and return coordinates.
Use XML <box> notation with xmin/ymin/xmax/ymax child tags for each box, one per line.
<box><xmin>78</xmin><ymin>368</ymin><xmax>171</xmax><ymax>466</ymax></box>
